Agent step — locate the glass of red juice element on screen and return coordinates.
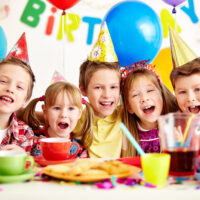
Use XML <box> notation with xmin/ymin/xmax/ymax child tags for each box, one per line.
<box><xmin>158</xmin><ymin>113</ymin><xmax>200</xmax><ymax>178</ymax></box>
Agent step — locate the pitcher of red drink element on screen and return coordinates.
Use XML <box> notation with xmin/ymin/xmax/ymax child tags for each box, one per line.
<box><xmin>158</xmin><ymin>113</ymin><xmax>200</xmax><ymax>178</ymax></box>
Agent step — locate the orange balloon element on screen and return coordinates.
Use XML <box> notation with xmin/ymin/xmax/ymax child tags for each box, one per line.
<box><xmin>152</xmin><ymin>47</ymin><xmax>173</xmax><ymax>92</ymax></box>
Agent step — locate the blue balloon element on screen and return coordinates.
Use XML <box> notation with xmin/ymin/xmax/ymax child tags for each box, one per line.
<box><xmin>103</xmin><ymin>1</ymin><xmax>163</xmax><ymax>67</ymax></box>
<box><xmin>0</xmin><ymin>26</ymin><xmax>7</xmax><ymax>61</ymax></box>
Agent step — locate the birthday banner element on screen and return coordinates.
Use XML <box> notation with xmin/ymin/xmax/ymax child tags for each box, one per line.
<box><xmin>0</xmin><ymin>0</ymin><xmax>200</xmax><ymax>97</ymax></box>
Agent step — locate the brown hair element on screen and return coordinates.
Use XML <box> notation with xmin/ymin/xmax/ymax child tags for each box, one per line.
<box><xmin>23</xmin><ymin>81</ymin><xmax>94</xmax><ymax>149</ymax></box>
<box><xmin>78</xmin><ymin>59</ymin><xmax>121</xmax><ymax>148</ymax></box>
<box><xmin>170</xmin><ymin>57</ymin><xmax>200</xmax><ymax>89</ymax></box>
<box><xmin>0</xmin><ymin>57</ymin><xmax>35</xmax><ymax>100</ymax></box>
<box><xmin>79</xmin><ymin>60</ymin><xmax>121</xmax><ymax>92</ymax></box>
<box><xmin>122</xmin><ymin>68</ymin><xmax>178</xmax><ymax>157</ymax></box>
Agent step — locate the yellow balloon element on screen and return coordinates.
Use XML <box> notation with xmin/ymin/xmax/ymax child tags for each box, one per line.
<box><xmin>152</xmin><ymin>47</ymin><xmax>173</xmax><ymax>92</ymax></box>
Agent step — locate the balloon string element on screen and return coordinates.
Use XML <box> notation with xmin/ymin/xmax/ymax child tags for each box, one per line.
<box><xmin>62</xmin><ymin>12</ymin><xmax>66</xmax><ymax>76</ymax></box>
<box><xmin>172</xmin><ymin>6</ymin><xmax>177</xmax><ymax>32</ymax></box>
<box><xmin>57</xmin><ymin>14</ymin><xmax>63</xmax><ymax>40</ymax></box>
<box><xmin>56</xmin><ymin>12</ymin><xmax>66</xmax><ymax>77</ymax></box>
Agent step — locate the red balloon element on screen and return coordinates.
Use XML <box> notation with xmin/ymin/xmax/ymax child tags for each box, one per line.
<box><xmin>47</xmin><ymin>0</ymin><xmax>80</xmax><ymax>10</ymax></box>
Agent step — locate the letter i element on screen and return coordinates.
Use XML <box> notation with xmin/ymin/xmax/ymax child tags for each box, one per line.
<box><xmin>45</xmin><ymin>7</ymin><xmax>57</xmax><ymax>35</ymax></box>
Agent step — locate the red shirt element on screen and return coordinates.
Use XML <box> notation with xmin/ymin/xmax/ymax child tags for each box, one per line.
<box><xmin>0</xmin><ymin>113</ymin><xmax>34</xmax><ymax>153</ymax></box>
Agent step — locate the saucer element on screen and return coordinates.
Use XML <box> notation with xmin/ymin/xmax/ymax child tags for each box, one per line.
<box><xmin>34</xmin><ymin>155</ymin><xmax>77</xmax><ymax>167</ymax></box>
<box><xmin>0</xmin><ymin>170</ymin><xmax>35</xmax><ymax>183</ymax></box>
<box><xmin>117</xmin><ymin>156</ymin><xmax>141</xmax><ymax>168</ymax></box>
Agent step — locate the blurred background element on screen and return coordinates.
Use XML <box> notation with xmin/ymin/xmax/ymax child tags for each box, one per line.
<box><xmin>0</xmin><ymin>0</ymin><xmax>200</xmax><ymax>99</ymax></box>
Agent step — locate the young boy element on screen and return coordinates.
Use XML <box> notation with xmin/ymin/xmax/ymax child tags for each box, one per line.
<box><xmin>168</xmin><ymin>26</ymin><xmax>200</xmax><ymax>113</ymax></box>
<box><xmin>0</xmin><ymin>33</ymin><xmax>35</xmax><ymax>153</ymax></box>
<box><xmin>170</xmin><ymin>57</ymin><xmax>200</xmax><ymax>114</ymax></box>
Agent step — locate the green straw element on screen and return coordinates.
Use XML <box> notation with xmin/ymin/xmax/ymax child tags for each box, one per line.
<box><xmin>120</xmin><ymin>122</ymin><xmax>145</xmax><ymax>156</ymax></box>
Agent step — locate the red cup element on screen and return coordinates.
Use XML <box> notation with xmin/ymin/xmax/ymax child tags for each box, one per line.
<box><xmin>40</xmin><ymin>138</ymin><xmax>80</xmax><ymax>161</ymax></box>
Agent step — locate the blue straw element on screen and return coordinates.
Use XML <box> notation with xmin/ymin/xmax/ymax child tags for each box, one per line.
<box><xmin>120</xmin><ymin>122</ymin><xmax>145</xmax><ymax>156</ymax></box>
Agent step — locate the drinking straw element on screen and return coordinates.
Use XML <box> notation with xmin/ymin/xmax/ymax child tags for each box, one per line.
<box><xmin>120</xmin><ymin>123</ymin><xmax>145</xmax><ymax>156</ymax></box>
<box><xmin>181</xmin><ymin>114</ymin><xmax>194</xmax><ymax>146</ymax></box>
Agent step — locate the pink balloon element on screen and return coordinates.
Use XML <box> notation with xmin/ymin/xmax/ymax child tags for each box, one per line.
<box><xmin>162</xmin><ymin>0</ymin><xmax>187</xmax><ymax>7</ymax></box>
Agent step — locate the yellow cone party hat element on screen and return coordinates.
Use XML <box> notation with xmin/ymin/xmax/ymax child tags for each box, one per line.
<box><xmin>169</xmin><ymin>26</ymin><xmax>197</xmax><ymax>68</ymax></box>
<box><xmin>89</xmin><ymin>22</ymin><xmax>118</xmax><ymax>62</ymax></box>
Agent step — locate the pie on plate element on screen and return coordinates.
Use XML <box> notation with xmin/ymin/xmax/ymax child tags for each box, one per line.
<box><xmin>42</xmin><ymin>159</ymin><xmax>141</xmax><ymax>182</ymax></box>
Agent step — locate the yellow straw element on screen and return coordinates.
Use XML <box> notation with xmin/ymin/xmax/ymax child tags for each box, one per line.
<box><xmin>181</xmin><ymin>114</ymin><xmax>194</xmax><ymax>146</ymax></box>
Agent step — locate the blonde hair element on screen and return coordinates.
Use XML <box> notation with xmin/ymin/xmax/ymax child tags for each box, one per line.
<box><xmin>122</xmin><ymin>68</ymin><xmax>178</xmax><ymax>157</ymax></box>
<box><xmin>0</xmin><ymin>57</ymin><xmax>35</xmax><ymax>100</ymax></box>
<box><xmin>23</xmin><ymin>81</ymin><xmax>93</xmax><ymax>149</ymax></box>
<box><xmin>78</xmin><ymin>59</ymin><xmax>121</xmax><ymax>148</ymax></box>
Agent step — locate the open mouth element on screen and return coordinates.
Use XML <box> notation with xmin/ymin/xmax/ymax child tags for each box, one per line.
<box><xmin>0</xmin><ymin>96</ymin><xmax>13</xmax><ymax>103</ymax></box>
<box><xmin>99</xmin><ymin>102</ymin><xmax>113</xmax><ymax>107</ymax></box>
<box><xmin>188</xmin><ymin>105</ymin><xmax>200</xmax><ymax>114</ymax></box>
<box><xmin>58</xmin><ymin>122</ymin><xmax>69</xmax><ymax>129</ymax></box>
<box><xmin>143</xmin><ymin>106</ymin><xmax>155</xmax><ymax>114</ymax></box>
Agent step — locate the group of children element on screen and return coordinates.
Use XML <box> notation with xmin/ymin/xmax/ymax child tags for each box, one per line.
<box><xmin>0</xmin><ymin>23</ymin><xmax>200</xmax><ymax>159</ymax></box>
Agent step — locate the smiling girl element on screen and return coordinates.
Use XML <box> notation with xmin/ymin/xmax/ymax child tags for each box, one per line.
<box><xmin>23</xmin><ymin>81</ymin><xmax>91</xmax><ymax>157</ymax></box>
<box><xmin>121</xmin><ymin>61</ymin><xmax>178</xmax><ymax>156</ymax></box>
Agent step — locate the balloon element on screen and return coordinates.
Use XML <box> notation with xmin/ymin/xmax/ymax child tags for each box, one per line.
<box><xmin>47</xmin><ymin>0</ymin><xmax>80</xmax><ymax>10</ymax></box>
<box><xmin>162</xmin><ymin>0</ymin><xmax>187</xmax><ymax>7</ymax></box>
<box><xmin>0</xmin><ymin>26</ymin><xmax>7</xmax><ymax>61</ymax></box>
<box><xmin>152</xmin><ymin>47</ymin><xmax>173</xmax><ymax>92</ymax></box>
<box><xmin>103</xmin><ymin>1</ymin><xmax>163</xmax><ymax>67</ymax></box>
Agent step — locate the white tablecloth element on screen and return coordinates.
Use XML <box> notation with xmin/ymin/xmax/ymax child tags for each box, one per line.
<box><xmin>0</xmin><ymin>176</ymin><xmax>200</xmax><ymax>200</ymax></box>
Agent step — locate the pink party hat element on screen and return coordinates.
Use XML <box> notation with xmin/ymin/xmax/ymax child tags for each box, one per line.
<box><xmin>6</xmin><ymin>32</ymin><xmax>29</xmax><ymax>64</ymax></box>
<box><xmin>50</xmin><ymin>70</ymin><xmax>66</xmax><ymax>84</ymax></box>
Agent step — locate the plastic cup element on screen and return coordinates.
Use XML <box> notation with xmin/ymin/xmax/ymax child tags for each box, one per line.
<box><xmin>141</xmin><ymin>153</ymin><xmax>170</xmax><ymax>187</ymax></box>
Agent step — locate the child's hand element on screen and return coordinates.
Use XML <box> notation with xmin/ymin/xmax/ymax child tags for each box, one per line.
<box><xmin>1</xmin><ymin>144</ymin><xmax>25</xmax><ymax>152</ymax></box>
<box><xmin>174</xmin><ymin>125</ymin><xmax>183</xmax><ymax>142</ymax></box>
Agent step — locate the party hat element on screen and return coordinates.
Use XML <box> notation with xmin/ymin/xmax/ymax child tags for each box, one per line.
<box><xmin>50</xmin><ymin>70</ymin><xmax>66</xmax><ymax>84</ymax></box>
<box><xmin>6</xmin><ymin>32</ymin><xmax>29</xmax><ymax>64</ymax></box>
<box><xmin>169</xmin><ymin>26</ymin><xmax>197</xmax><ymax>68</ymax></box>
<box><xmin>89</xmin><ymin>22</ymin><xmax>118</xmax><ymax>62</ymax></box>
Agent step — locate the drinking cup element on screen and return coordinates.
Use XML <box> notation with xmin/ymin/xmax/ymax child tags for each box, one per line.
<box><xmin>0</xmin><ymin>151</ymin><xmax>34</xmax><ymax>176</ymax></box>
<box><xmin>40</xmin><ymin>138</ymin><xmax>80</xmax><ymax>161</ymax></box>
<box><xmin>141</xmin><ymin>153</ymin><xmax>170</xmax><ymax>187</ymax></box>
<box><xmin>158</xmin><ymin>113</ymin><xmax>200</xmax><ymax>177</ymax></box>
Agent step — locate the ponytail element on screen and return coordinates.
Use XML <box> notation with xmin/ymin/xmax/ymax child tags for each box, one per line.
<box><xmin>23</xmin><ymin>96</ymin><xmax>45</xmax><ymax>130</ymax></box>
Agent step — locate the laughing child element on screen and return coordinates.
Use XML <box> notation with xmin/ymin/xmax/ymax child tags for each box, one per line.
<box><xmin>0</xmin><ymin>33</ymin><xmax>35</xmax><ymax>153</ymax></box>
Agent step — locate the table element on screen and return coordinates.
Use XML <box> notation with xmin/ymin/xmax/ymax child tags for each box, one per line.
<box><xmin>0</xmin><ymin>175</ymin><xmax>200</xmax><ymax>200</ymax></box>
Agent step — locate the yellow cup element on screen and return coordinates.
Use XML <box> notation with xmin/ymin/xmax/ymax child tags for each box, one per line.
<box><xmin>141</xmin><ymin>153</ymin><xmax>171</xmax><ymax>187</ymax></box>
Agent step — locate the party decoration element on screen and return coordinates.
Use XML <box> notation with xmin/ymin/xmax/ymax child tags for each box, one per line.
<box><xmin>47</xmin><ymin>0</ymin><xmax>80</xmax><ymax>11</ymax></box>
<box><xmin>89</xmin><ymin>22</ymin><xmax>118</xmax><ymax>62</ymax></box>
<box><xmin>103</xmin><ymin>1</ymin><xmax>163</xmax><ymax>67</ymax></box>
<box><xmin>0</xmin><ymin>26</ymin><xmax>7</xmax><ymax>61</ymax></box>
<box><xmin>120</xmin><ymin>59</ymin><xmax>161</xmax><ymax>89</ymax></box>
<box><xmin>162</xmin><ymin>0</ymin><xmax>187</xmax><ymax>13</ymax></box>
<box><xmin>6</xmin><ymin>32</ymin><xmax>29</xmax><ymax>64</ymax></box>
<box><xmin>160</xmin><ymin>9</ymin><xmax>182</xmax><ymax>38</ymax></box>
<box><xmin>169</xmin><ymin>26</ymin><xmax>197</xmax><ymax>68</ymax></box>
<box><xmin>50</xmin><ymin>70</ymin><xmax>66</xmax><ymax>84</ymax></box>
<box><xmin>153</xmin><ymin>47</ymin><xmax>173</xmax><ymax>92</ymax></box>
<box><xmin>181</xmin><ymin>0</ymin><xmax>198</xmax><ymax>23</ymax></box>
